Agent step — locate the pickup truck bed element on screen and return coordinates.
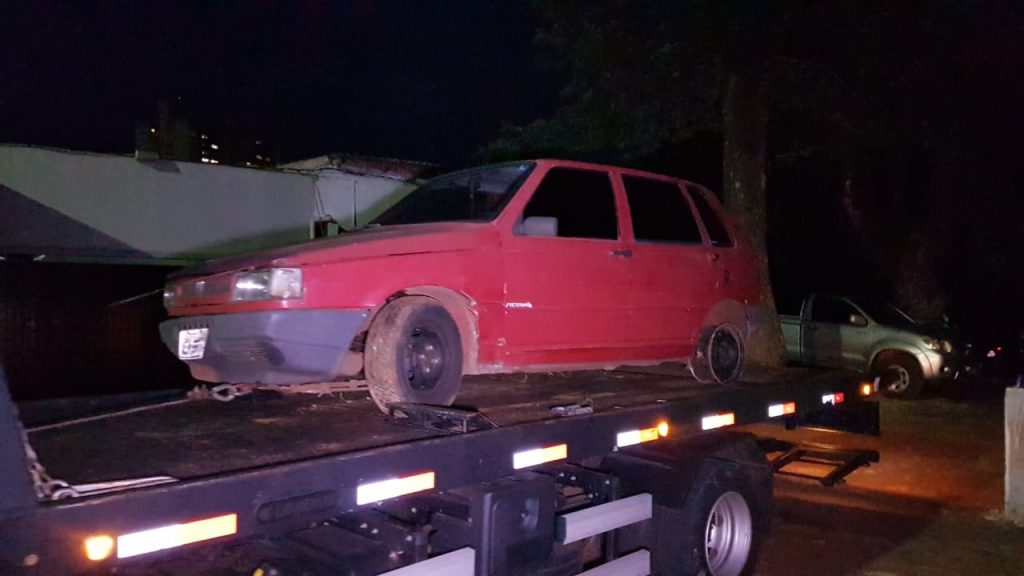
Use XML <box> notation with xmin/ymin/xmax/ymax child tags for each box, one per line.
<box><xmin>28</xmin><ymin>366</ymin><xmax>855</xmax><ymax>485</ymax></box>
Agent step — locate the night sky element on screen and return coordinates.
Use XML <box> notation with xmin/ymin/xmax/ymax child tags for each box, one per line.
<box><xmin>0</xmin><ymin>0</ymin><xmax>557</xmax><ymax>166</ymax></box>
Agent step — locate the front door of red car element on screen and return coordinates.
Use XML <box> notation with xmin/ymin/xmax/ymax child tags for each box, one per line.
<box><xmin>622</xmin><ymin>175</ymin><xmax>713</xmax><ymax>358</ymax></box>
<box><xmin>502</xmin><ymin>166</ymin><xmax>632</xmax><ymax>367</ymax></box>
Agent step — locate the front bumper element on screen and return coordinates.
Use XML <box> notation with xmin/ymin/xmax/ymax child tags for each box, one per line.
<box><xmin>159</xmin><ymin>309</ymin><xmax>369</xmax><ymax>385</ymax></box>
<box><xmin>920</xmin><ymin>348</ymin><xmax>966</xmax><ymax>381</ymax></box>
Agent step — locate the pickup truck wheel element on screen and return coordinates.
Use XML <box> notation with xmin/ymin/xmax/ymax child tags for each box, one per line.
<box><xmin>873</xmin><ymin>352</ymin><xmax>924</xmax><ymax>399</ymax></box>
<box><xmin>691</xmin><ymin>324</ymin><xmax>745</xmax><ymax>384</ymax></box>
<box><xmin>365</xmin><ymin>296</ymin><xmax>463</xmax><ymax>412</ymax></box>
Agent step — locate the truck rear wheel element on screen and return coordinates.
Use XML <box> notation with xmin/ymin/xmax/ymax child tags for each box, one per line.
<box><xmin>365</xmin><ymin>296</ymin><xmax>463</xmax><ymax>413</ymax></box>
<box><xmin>657</xmin><ymin>462</ymin><xmax>766</xmax><ymax>576</ymax></box>
<box><xmin>873</xmin><ymin>352</ymin><xmax>924</xmax><ymax>399</ymax></box>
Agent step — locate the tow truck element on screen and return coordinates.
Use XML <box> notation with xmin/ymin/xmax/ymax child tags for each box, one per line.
<box><xmin>0</xmin><ymin>365</ymin><xmax>879</xmax><ymax>576</ymax></box>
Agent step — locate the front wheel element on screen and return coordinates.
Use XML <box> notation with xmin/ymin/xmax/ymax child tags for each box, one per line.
<box><xmin>365</xmin><ymin>296</ymin><xmax>463</xmax><ymax>413</ymax></box>
<box><xmin>873</xmin><ymin>352</ymin><xmax>924</xmax><ymax>399</ymax></box>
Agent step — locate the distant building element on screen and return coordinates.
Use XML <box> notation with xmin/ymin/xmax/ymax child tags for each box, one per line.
<box><xmin>134</xmin><ymin>100</ymin><xmax>273</xmax><ymax>168</ymax></box>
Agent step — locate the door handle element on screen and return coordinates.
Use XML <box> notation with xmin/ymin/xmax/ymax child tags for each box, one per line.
<box><xmin>609</xmin><ymin>249</ymin><xmax>633</xmax><ymax>258</ymax></box>
<box><xmin>708</xmin><ymin>252</ymin><xmax>720</xmax><ymax>262</ymax></box>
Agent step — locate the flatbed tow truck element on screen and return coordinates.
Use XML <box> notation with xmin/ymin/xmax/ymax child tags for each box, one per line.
<box><xmin>0</xmin><ymin>365</ymin><xmax>879</xmax><ymax>576</ymax></box>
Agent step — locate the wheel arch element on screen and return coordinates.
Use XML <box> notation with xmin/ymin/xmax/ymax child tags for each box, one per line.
<box><xmin>699</xmin><ymin>299</ymin><xmax>751</xmax><ymax>339</ymax></box>
<box><xmin>868</xmin><ymin>343</ymin><xmax>925</xmax><ymax>372</ymax></box>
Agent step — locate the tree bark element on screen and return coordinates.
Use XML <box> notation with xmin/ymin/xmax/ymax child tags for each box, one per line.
<box><xmin>722</xmin><ymin>68</ymin><xmax>786</xmax><ymax>367</ymax></box>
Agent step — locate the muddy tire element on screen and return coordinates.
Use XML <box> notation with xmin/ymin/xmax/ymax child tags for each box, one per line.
<box><xmin>365</xmin><ymin>296</ymin><xmax>463</xmax><ymax>413</ymax></box>
<box><xmin>873</xmin><ymin>351</ymin><xmax>924</xmax><ymax>399</ymax></box>
<box><xmin>690</xmin><ymin>324</ymin><xmax>746</xmax><ymax>384</ymax></box>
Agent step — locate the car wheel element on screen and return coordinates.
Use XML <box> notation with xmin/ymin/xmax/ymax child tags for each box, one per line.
<box><xmin>873</xmin><ymin>352</ymin><xmax>924</xmax><ymax>399</ymax></box>
<box><xmin>365</xmin><ymin>296</ymin><xmax>463</xmax><ymax>413</ymax></box>
<box><xmin>691</xmin><ymin>324</ymin><xmax>745</xmax><ymax>384</ymax></box>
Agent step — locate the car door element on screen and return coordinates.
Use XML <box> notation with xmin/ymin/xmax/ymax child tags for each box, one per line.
<box><xmin>805</xmin><ymin>296</ymin><xmax>866</xmax><ymax>369</ymax></box>
<box><xmin>622</xmin><ymin>174</ymin><xmax>712</xmax><ymax>356</ymax></box>
<box><xmin>501</xmin><ymin>166</ymin><xmax>632</xmax><ymax>366</ymax></box>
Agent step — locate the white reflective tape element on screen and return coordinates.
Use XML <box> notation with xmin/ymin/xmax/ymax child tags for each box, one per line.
<box><xmin>701</xmin><ymin>413</ymin><xmax>736</xmax><ymax>430</ymax></box>
<box><xmin>356</xmin><ymin>471</ymin><xmax>435</xmax><ymax>505</ymax></box>
<box><xmin>378</xmin><ymin>547</ymin><xmax>476</xmax><ymax>576</ymax></box>
<box><xmin>578</xmin><ymin>549</ymin><xmax>650</xmax><ymax>576</ymax></box>
<box><xmin>116</xmin><ymin>513</ymin><xmax>237</xmax><ymax>559</ymax></box>
<box><xmin>513</xmin><ymin>444</ymin><xmax>568</xmax><ymax>469</ymax></box>
<box><xmin>616</xmin><ymin>427</ymin><xmax>660</xmax><ymax>448</ymax></box>
<box><xmin>768</xmin><ymin>402</ymin><xmax>796</xmax><ymax>418</ymax></box>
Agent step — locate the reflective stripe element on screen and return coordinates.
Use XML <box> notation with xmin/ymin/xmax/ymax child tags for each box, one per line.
<box><xmin>513</xmin><ymin>444</ymin><xmax>568</xmax><ymax>469</ymax></box>
<box><xmin>356</xmin><ymin>471</ymin><xmax>436</xmax><ymax>505</ymax></box>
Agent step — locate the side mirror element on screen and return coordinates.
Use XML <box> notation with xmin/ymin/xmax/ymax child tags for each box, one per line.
<box><xmin>518</xmin><ymin>216</ymin><xmax>558</xmax><ymax>237</ymax></box>
<box><xmin>849</xmin><ymin>314</ymin><xmax>868</xmax><ymax>327</ymax></box>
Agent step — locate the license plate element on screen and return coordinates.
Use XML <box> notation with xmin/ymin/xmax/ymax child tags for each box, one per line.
<box><xmin>177</xmin><ymin>328</ymin><xmax>209</xmax><ymax>360</ymax></box>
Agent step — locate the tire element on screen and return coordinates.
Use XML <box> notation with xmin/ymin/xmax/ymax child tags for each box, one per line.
<box><xmin>365</xmin><ymin>296</ymin><xmax>463</xmax><ymax>413</ymax></box>
<box><xmin>690</xmin><ymin>324</ymin><xmax>746</xmax><ymax>384</ymax></box>
<box><xmin>656</xmin><ymin>462</ymin><xmax>767</xmax><ymax>576</ymax></box>
<box><xmin>873</xmin><ymin>352</ymin><xmax>924</xmax><ymax>399</ymax></box>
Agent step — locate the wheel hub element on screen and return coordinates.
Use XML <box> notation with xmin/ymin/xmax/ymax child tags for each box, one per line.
<box><xmin>704</xmin><ymin>491</ymin><xmax>753</xmax><ymax>576</ymax></box>
<box><xmin>402</xmin><ymin>327</ymin><xmax>445</xmax><ymax>391</ymax></box>
<box><xmin>884</xmin><ymin>364</ymin><xmax>911</xmax><ymax>393</ymax></box>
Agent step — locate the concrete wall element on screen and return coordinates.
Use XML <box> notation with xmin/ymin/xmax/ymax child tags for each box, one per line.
<box><xmin>0</xmin><ymin>146</ymin><xmax>419</xmax><ymax>262</ymax></box>
<box><xmin>313</xmin><ymin>169</ymin><xmax>414</xmax><ymax>230</ymax></box>
<box><xmin>0</xmin><ymin>145</ymin><xmax>316</xmax><ymax>260</ymax></box>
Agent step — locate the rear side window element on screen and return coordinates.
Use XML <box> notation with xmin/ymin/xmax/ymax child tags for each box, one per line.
<box><xmin>810</xmin><ymin>297</ymin><xmax>858</xmax><ymax>324</ymax></box>
<box><xmin>687</xmin><ymin>186</ymin><xmax>733</xmax><ymax>247</ymax></box>
<box><xmin>521</xmin><ymin>168</ymin><xmax>618</xmax><ymax>240</ymax></box>
<box><xmin>623</xmin><ymin>176</ymin><xmax>703</xmax><ymax>244</ymax></box>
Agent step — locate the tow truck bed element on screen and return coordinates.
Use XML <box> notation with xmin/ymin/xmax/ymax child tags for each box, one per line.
<box><xmin>31</xmin><ymin>366</ymin><xmax>846</xmax><ymax>483</ymax></box>
<box><xmin>1</xmin><ymin>365</ymin><xmax>878</xmax><ymax>575</ymax></box>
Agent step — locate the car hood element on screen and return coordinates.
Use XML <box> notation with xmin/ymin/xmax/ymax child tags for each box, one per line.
<box><xmin>170</xmin><ymin>222</ymin><xmax>497</xmax><ymax>278</ymax></box>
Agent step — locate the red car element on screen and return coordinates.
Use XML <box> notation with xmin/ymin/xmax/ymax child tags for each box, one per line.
<box><xmin>160</xmin><ymin>160</ymin><xmax>760</xmax><ymax>411</ymax></box>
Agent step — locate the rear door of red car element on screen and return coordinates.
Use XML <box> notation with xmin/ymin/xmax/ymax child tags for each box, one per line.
<box><xmin>622</xmin><ymin>174</ymin><xmax>713</xmax><ymax>354</ymax></box>
<box><xmin>501</xmin><ymin>166</ymin><xmax>632</xmax><ymax>366</ymax></box>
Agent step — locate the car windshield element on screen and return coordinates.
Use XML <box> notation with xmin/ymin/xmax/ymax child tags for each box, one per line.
<box><xmin>858</xmin><ymin>300</ymin><xmax>918</xmax><ymax>328</ymax></box>
<box><xmin>370</xmin><ymin>162</ymin><xmax>535</xmax><ymax>226</ymax></box>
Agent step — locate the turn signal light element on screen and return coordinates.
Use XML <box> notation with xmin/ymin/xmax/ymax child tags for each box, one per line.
<box><xmin>84</xmin><ymin>535</ymin><xmax>115</xmax><ymax>561</ymax></box>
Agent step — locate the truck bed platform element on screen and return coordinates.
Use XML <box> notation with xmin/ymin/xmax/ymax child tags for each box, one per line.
<box><xmin>29</xmin><ymin>366</ymin><xmax>856</xmax><ymax>484</ymax></box>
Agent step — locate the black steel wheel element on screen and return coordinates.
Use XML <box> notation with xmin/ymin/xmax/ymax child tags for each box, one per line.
<box><xmin>365</xmin><ymin>296</ymin><xmax>463</xmax><ymax>413</ymax></box>
<box><xmin>691</xmin><ymin>324</ymin><xmax>745</xmax><ymax>384</ymax></box>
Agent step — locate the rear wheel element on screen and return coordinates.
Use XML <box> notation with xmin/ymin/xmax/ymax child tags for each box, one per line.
<box><xmin>873</xmin><ymin>352</ymin><xmax>924</xmax><ymax>399</ymax></box>
<box><xmin>690</xmin><ymin>324</ymin><xmax>745</xmax><ymax>384</ymax></box>
<box><xmin>365</xmin><ymin>296</ymin><xmax>463</xmax><ymax>413</ymax></box>
<box><xmin>655</xmin><ymin>462</ymin><xmax>767</xmax><ymax>576</ymax></box>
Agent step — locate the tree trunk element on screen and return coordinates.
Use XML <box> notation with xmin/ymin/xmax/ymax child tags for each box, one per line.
<box><xmin>722</xmin><ymin>69</ymin><xmax>786</xmax><ymax>367</ymax></box>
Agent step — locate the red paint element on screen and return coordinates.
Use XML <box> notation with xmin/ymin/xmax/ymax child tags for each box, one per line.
<box><xmin>165</xmin><ymin>160</ymin><xmax>760</xmax><ymax>374</ymax></box>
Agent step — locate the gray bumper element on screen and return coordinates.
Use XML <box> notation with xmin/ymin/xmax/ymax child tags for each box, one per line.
<box><xmin>160</xmin><ymin>309</ymin><xmax>369</xmax><ymax>385</ymax></box>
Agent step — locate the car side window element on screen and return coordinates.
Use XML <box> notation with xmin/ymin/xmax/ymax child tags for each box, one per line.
<box><xmin>520</xmin><ymin>167</ymin><xmax>618</xmax><ymax>240</ymax></box>
<box><xmin>686</xmin><ymin>185</ymin><xmax>734</xmax><ymax>247</ymax></box>
<box><xmin>810</xmin><ymin>298</ymin><xmax>858</xmax><ymax>324</ymax></box>
<box><xmin>623</xmin><ymin>176</ymin><xmax>703</xmax><ymax>244</ymax></box>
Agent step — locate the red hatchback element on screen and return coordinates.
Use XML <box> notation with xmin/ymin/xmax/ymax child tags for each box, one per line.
<box><xmin>160</xmin><ymin>160</ymin><xmax>760</xmax><ymax>411</ymax></box>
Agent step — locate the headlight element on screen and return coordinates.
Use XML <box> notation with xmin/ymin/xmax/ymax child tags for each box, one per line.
<box><xmin>923</xmin><ymin>337</ymin><xmax>941</xmax><ymax>351</ymax></box>
<box><xmin>231</xmin><ymin>268</ymin><xmax>304</xmax><ymax>302</ymax></box>
<box><xmin>941</xmin><ymin>340</ymin><xmax>953</xmax><ymax>354</ymax></box>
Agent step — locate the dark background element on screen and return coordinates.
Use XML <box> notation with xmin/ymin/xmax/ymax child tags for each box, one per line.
<box><xmin>1</xmin><ymin>1</ymin><xmax>1022</xmax><ymax>398</ymax></box>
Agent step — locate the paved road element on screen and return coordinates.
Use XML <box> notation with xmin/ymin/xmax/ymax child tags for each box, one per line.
<box><xmin>747</xmin><ymin>381</ymin><xmax>1024</xmax><ymax>576</ymax></box>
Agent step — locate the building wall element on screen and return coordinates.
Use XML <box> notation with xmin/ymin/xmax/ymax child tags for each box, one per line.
<box><xmin>0</xmin><ymin>145</ymin><xmax>315</xmax><ymax>260</ymax></box>
<box><xmin>313</xmin><ymin>169</ymin><xmax>415</xmax><ymax>230</ymax></box>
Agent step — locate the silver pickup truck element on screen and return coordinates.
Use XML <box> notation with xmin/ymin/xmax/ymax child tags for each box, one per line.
<box><xmin>781</xmin><ymin>294</ymin><xmax>959</xmax><ymax>398</ymax></box>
